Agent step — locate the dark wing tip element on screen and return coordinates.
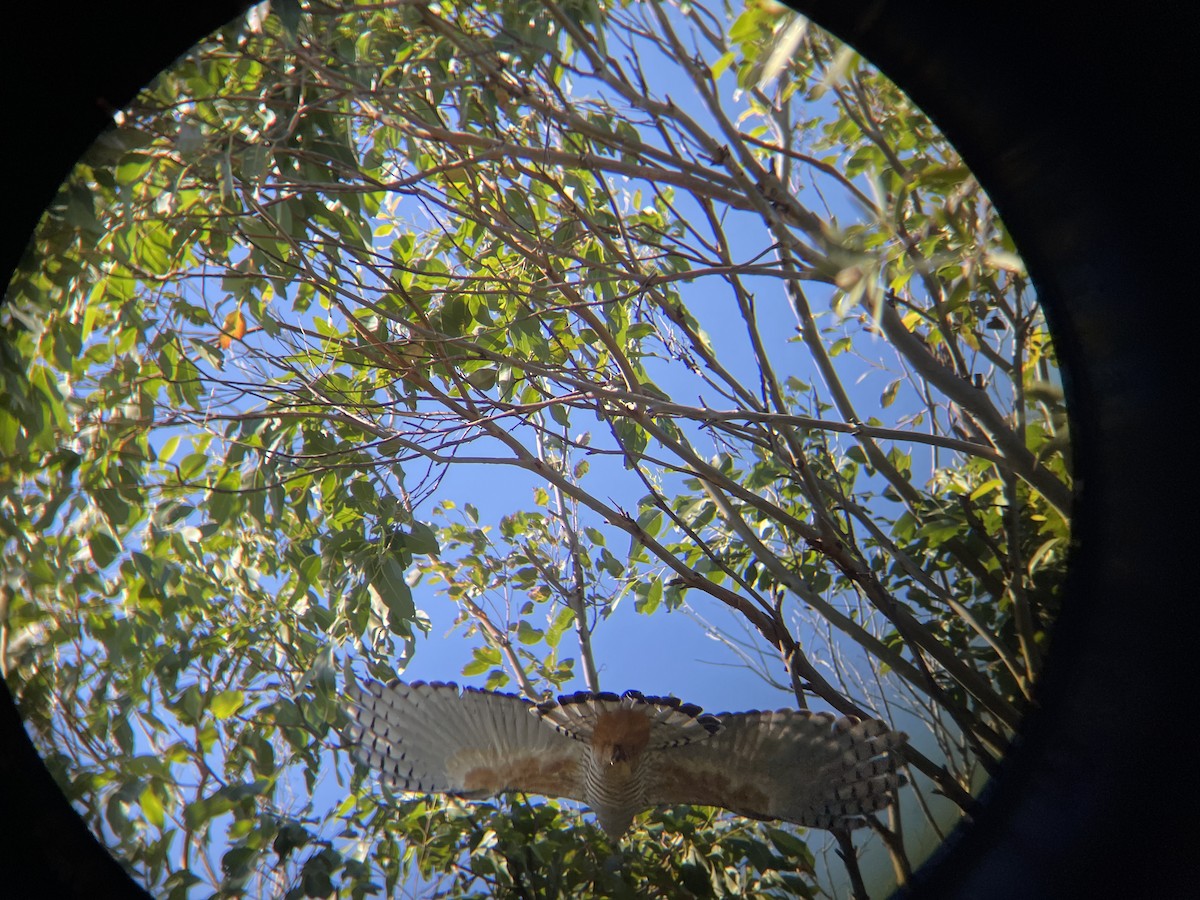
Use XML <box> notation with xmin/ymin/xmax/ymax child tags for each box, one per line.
<box><xmin>552</xmin><ymin>689</ymin><xmax>622</xmax><ymax>706</ymax></box>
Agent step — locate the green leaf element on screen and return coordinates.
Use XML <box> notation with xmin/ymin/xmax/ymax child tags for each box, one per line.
<box><xmin>183</xmin><ymin>797</ymin><xmax>212</xmax><ymax>830</ymax></box>
<box><xmin>462</xmin><ymin>646</ymin><xmax>502</xmax><ymax>677</ymax></box>
<box><xmin>516</xmin><ymin>621</ymin><xmax>544</xmax><ymax>645</ymax></box>
<box><xmin>368</xmin><ymin>559</ymin><xmax>416</xmax><ymax>636</ymax></box>
<box><xmin>766</xmin><ymin>826</ymin><xmax>811</xmax><ymax>861</ymax></box>
<box><xmin>545</xmin><ymin>606</ymin><xmax>576</xmax><ymax>649</ymax></box>
<box><xmin>969</xmin><ymin>478</ymin><xmax>1003</xmax><ymax>501</ymax></box>
<box><xmin>679</xmin><ymin>861</ymin><xmax>711</xmax><ymax>896</ymax></box>
<box><xmin>612</xmin><ymin>418</ymin><xmax>648</xmax><ymax>467</ymax></box>
<box><xmin>273</xmin><ymin>821</ymin><xmax>311</xmax><ymax>862</ymax></box>
<box><xmin>88</xmin><ymin>533</ymin><xmax>121</xmax><ymax>569</ymax></box>
<box><xmin>140</xmin><ymin>784</ymin><xmax>165</xmax><ymax>829</ymax></box>
<box><xmin>210</xmin><ymin>689</ymin><xmax>244</xmax><ymax>720</ymax></box>
<box><xmin>464</xmin><ymin>366</ymin><xmax>498</xmax><ymax>390</ymax></box>
<box><xmin>406</xmin><ymin>522</ymin><xmax>441</xmax><ymax>556</ymax></box>
<box><xmin>636</xmin><ymin>506</ymin><xmax>663</xmax><ymax>539</ymax></box>
<box><xmin>634</xmin><ymin>579</ymin><xmax>662</xmax><ymax>615</ymax></box>
<box><xmin>599</xmin><ymin>548</ymin><xmax>623</xmax><ymax>577</ymax></box>
<box><xmin>115</xmin><ymin>153</ymin><xmax>154</xmax><ymax>186</ymax></box>
<box><xmin>178</xmin><ymin>452</ymin><xmax>209</xmax><ymax>482</ymax></box>
<box><xmin>711</xmin><ymin>50</ymin><xmax>737</xmax><ymax>80</ymax></box>
<box><xmin>461</xmin><ymin>658</ymin><xmax>489</xmax><ymax>677</ymax></box>
<box><xmin>275</xmin><ymin>0</ymin><xmax>303</xmax><ymax>37</ymax></box>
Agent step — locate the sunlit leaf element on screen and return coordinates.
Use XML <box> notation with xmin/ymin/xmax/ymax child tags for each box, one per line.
<box><xmin>210</xmin><ymin>690</ymin><xmax>244</xmax><ymax>721</ymax></box>
<box><xmin>217</xmin><ymin>308</ymin><xmax>246</xmax><ymax>349</ymax></box>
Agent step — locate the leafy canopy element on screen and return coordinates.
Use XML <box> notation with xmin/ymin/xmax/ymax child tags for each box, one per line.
<box><xmin>1</xmin><ymin>0</ymin><xmax>1069</xmax><ymax>897</ymax></box>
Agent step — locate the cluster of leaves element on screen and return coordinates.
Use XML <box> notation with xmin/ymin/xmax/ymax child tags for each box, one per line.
<box><xmin>325</xmin><ymin>793</ymin><xmax>818</xmax><ymax>899</ymax></box>
<box><xmin>1</xmin><ymin>0</ymin><xmax>1069</xmax><ymax>896</ymax></box>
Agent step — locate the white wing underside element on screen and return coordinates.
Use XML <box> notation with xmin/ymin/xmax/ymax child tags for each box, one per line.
<box><xmin>345</xmin><ymin>681</ymin><xmax>906</xmax><ymax>833</ymax></box>
<box><xmin>644</xmin><ymin>709</ymin><xmax>906</xmax><ymax>829</ymax></box>
<box><xmin>345</xmin><ymin>680</ymin><xmax>587</xmax><ymax>801</ymax></box>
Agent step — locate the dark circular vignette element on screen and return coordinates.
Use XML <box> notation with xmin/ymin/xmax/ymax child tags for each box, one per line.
<box><xmin>1</xmin><ymin>2</ymin><xmax>1194</xmax><ymax>897</ymax></box>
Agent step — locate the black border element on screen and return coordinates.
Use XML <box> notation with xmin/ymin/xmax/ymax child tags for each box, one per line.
<box><xmin>2</xmin><ymin>2</ymin><xmax>1195</xmax><ymax>897</ymax></box>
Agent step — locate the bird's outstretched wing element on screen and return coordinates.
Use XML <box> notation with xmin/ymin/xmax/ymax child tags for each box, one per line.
<box><xmin>644</xmin><ymin>709</ymin><xmax>907</xmax><ymax>829</ymax></box>
<box><xmin>345</xmin><ymin>680</ymin><xmax>586</xmax><ymax>801</ymax></box>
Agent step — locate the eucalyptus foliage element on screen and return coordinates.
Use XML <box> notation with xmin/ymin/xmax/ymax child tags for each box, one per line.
<box><xmin>1</xmin><ymin>0</ymin><xmax>1069</xmax><ymax>896</ymax></box>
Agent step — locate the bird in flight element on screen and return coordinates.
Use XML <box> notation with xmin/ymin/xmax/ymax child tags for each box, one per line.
<box><xmin>345</xmin><ymin>680</ymin><xmax>907</xmax><ymax>839</ymax></box>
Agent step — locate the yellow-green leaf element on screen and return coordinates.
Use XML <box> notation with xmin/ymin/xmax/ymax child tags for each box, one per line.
<box><xmin>969</xmin><ymin>478</ymin><xmax>1003</xmax><ymax>501</ymax></box>
<box><xmin>211</xmin><ymin>689</ymin><xmax>244</xmax><ymax>720</ymax></box>
<box><xmin>140</xmin><ymin>785</ymin><xmax>165</xmax><ymax>829</ymax></box>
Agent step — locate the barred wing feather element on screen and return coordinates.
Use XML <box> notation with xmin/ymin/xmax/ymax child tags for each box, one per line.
<box><xmin>345</xmin><ymin>680</ymin><xmax>587</xmax><ymax>802</ymax></box>
<box><xmin>645</xmin><ymin>709</ymin><xmax>907</xmax><ymax>830</ymax></box>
